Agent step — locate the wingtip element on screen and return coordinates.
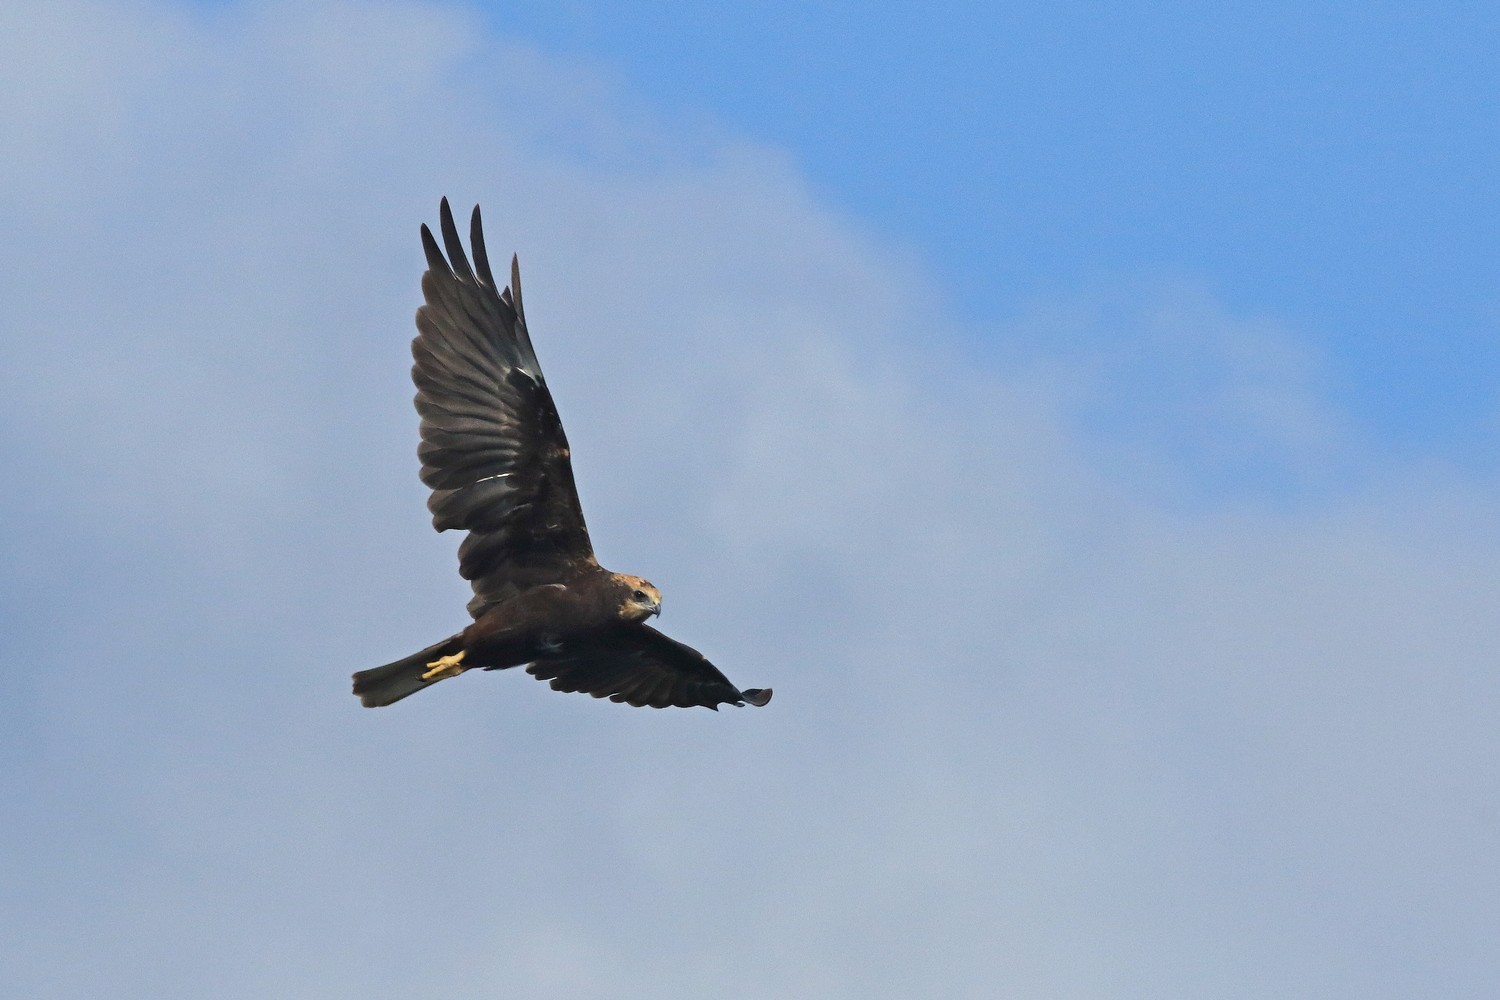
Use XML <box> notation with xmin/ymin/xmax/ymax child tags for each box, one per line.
<box><xmin>741</xmin><ymin>687</ymin><xmax>772</xmax><ymax>707</ymax></box>
<box><xmin>437</xmin><ymin>197</ymin><xmax>474</xmax><ymax>280</ymax></box>
<box><xmin>509</xmin><ymin>252</ymin><xmax>525</xmax><ymax>320</ymax></box>
<box><xmin>469</xmin><ymin>203</ymin><xmax>495</xmax><ymax>287</ymax></box>
<box><xmin>419</xmin><ymin>222</ymin><xmax>448</xmax><ymax>275</ymax></box>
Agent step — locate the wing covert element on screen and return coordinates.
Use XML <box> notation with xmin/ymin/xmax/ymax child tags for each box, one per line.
<box><xmin>413</xmin><ymin>199</ymin><xmax>596</xmax><ymax>617</ymax></box>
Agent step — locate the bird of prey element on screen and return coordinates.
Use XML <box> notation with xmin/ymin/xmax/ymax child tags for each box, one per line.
<box><xmin>352</xmin><ymin>199</ymin><xmax>770</xmax><ymax>711</ymax></box>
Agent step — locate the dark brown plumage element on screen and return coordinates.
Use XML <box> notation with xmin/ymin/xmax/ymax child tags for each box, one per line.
<box><xmin>351</xmin><ymin>199</ymin><xmax>770</xmax><ymax>711</ymax></box>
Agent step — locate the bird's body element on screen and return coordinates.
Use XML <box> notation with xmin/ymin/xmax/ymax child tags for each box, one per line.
<box><xmin>352</xmin><ymin>200</ymin><xmax>769</xmax><ymax>711</ymax></box>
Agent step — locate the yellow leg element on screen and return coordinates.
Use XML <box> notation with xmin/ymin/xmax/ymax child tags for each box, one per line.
<box><xmin>421</xmin><ymin>649</ymin><xmax>467</xmax><ymax>682</ymax></box>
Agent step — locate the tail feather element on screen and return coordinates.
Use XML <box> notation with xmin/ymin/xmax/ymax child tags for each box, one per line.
<box><xmin>352</xmin><ymin>636</ymin><xmax>463</xmax><ymax>708</ymax></box>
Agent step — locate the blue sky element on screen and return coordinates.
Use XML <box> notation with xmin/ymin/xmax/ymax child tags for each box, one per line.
<box><xmin>483</xmin><ymin>1</ymin><xmax>1500</xmax><ymax>451</ymax></box>
<box><xmin>2</xmin><ymin>2</ymin><xmax>1498</xmax><ymax>998</ymax></box>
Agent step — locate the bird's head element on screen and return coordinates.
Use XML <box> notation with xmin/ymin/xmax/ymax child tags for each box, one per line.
<box><xmin>613</xmin><ymin>575</ymin><xmax>662</xmax><ymax>622</ymax></box>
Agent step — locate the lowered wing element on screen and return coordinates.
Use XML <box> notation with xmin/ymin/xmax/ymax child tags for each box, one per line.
<box><xmin>526</xmin><ymin>624</ymin><xmax>772</xmax><ymax>710</ymax></box>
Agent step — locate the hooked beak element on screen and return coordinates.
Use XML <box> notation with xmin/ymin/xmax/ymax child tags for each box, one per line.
<box><xmin>650</xmin><ymin>601</ymin><xmax>661</xmax><ymax>618</ymax></box>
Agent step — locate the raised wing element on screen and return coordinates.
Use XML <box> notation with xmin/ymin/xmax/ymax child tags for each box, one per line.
<box><xmin>526</xmin><ymin>624</ymin><xmax>772</xmax><ymax>710</ymax></box>
<box><xmin>414</xmin><ymin>198</ymin><xmax>596</xmax><ymax>617</ymax></box>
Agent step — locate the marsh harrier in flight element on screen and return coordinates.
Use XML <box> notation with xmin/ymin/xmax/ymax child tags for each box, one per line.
<box><xmin>352</xmin><ymin>200</ymin><xmax>770</xmax><ymax>711</ymax></box>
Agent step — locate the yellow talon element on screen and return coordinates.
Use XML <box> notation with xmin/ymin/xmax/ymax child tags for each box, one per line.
<box><xmin>421</xmin><ymin>650</ymin><xmax>467</xmax><ymax>682</ymax></box>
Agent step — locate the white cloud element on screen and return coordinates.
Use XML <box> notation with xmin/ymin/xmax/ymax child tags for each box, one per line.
<box><xmin>2</xmin><ymin>2</ymin><xmax>1497</xmax><ymax>998</ymax></box>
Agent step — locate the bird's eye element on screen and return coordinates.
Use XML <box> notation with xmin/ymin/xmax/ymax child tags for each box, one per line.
<box><xmin>633</xmin><ymin>590</ymin><xmax>647</xmax><ymax>602</ymax></box>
